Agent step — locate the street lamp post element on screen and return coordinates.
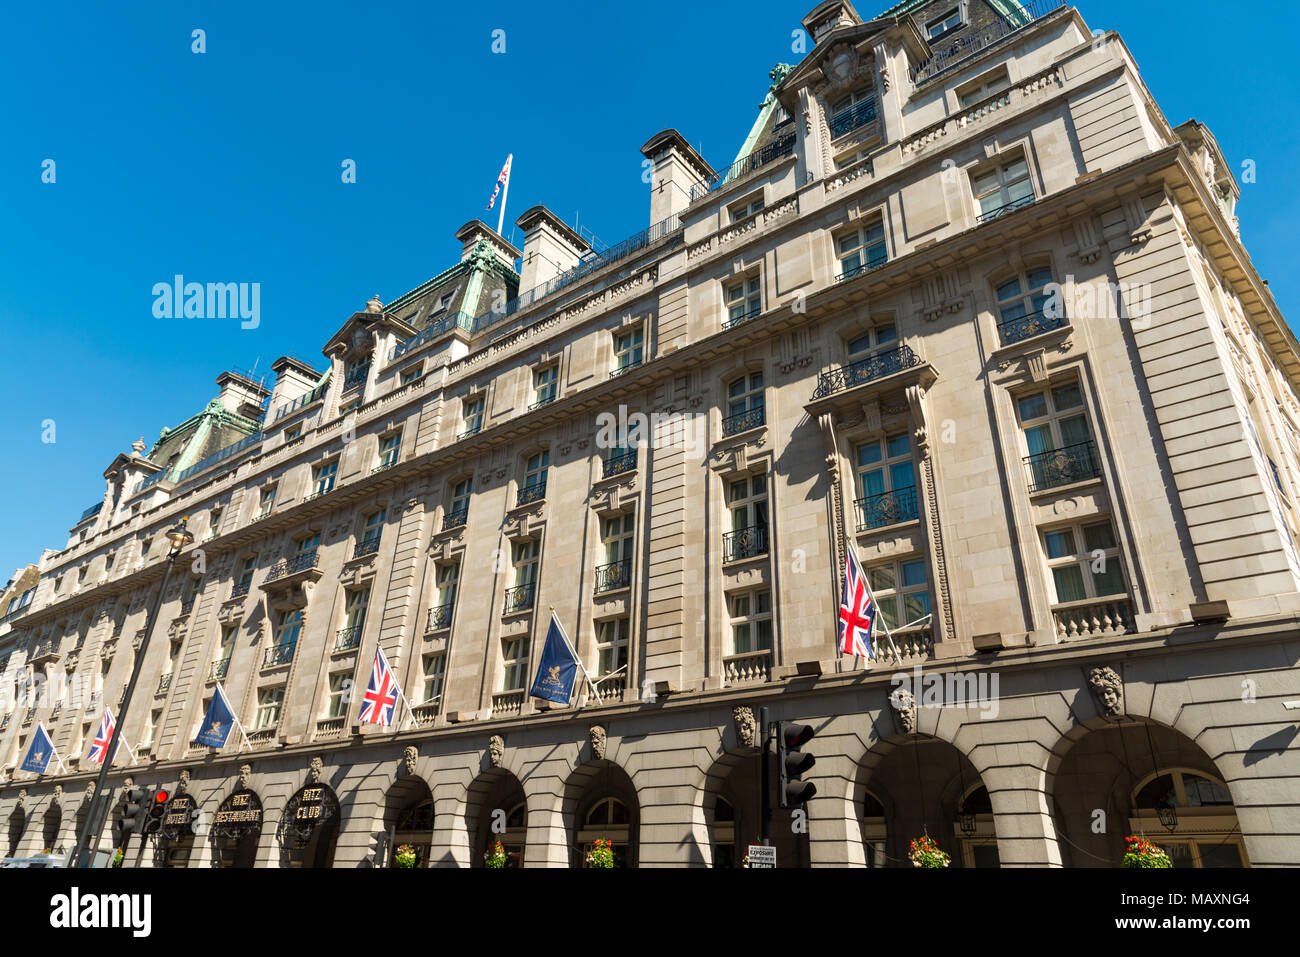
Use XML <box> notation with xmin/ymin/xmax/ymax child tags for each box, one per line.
<box><xmin>71</xmin><ymin>516</ymin><xmax>194</xmax><ymax>869</ymax></box>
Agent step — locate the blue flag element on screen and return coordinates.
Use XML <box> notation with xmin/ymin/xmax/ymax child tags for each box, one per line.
<box><xmin>21</xmin><ymin>723</ymin><xmax>58</xmax><ymax>774</ymax></box>
<box><xmin>193</xmin><ymin>684</ymin><xmax>237</xmax><ymax>748</ymax></box>
<box><xmin>529</xmin><ymin>612</ymin><xmax>580</xmax><ymax>704</ymax></box>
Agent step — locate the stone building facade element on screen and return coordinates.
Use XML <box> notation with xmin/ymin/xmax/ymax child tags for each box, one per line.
<box><xmin>1</xmin><ymin>0</ymin><xmax>1297</xmax><ymax>868</ymax></box>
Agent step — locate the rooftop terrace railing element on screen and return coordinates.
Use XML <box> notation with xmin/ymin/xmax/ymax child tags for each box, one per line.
<box><xmin>691</xmin><ymin>130</ymin><xmax>797</xmax><ymax>201</ymax></box>
<box><xmin>909</xmin><ymin>0</ymin><xmax>1064</xmax><ymax>85</ymax></box>
<box><xmin>172</xmin><ymin>430</ymin><xmax>264</xmax><ymax>485</ymax></box>
<box><xmin>473</xmin><ymin>213</ymin><xmax>684</xmax><ymax>335</ymax></box>
<box><xmin>390</xmin><ymin>310</ymin><xmax>475</xmax><ymax>360</ymax></box>
<box><xmin>79</xmin><ymin>501</ymin><xmax>103</xmax><ymax>523</ymax></box>
<box><xmin>271</xmin><ymin>382</ymin><xmax>328</xmax><ymax>422</ymax></box>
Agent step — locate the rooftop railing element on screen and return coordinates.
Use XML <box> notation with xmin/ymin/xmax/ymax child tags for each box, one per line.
<box><xmin>271</xmin><ymin>382</ymin><xmax>327</xmax><ymax>422</ymax></box>
<box><xmin>390</xmin><ymin>310</ymin><xmax>475</xmax><ymax>360</ymax></box>
<box><xmin>172</xmin><ymin>430</ymin><xmax>265</xmax><ymax>485</ymax></box>
<box><xmin>79</xmin><ymin>502</ymin><xmax>103</xmax><ymax>522</ymax></box>
<box><xmin>473</xmin><ymin>213</ymin><xmax>684</xmax><ymax>334</ymax></box>
<box><xmin>692</xmin><ymin>130</ymin><xmax>797</xmax><ymax>200</ymax></box>
<box><xmin>909</xmin><ymin>0</ymin><xmax>1064</xmax><ymax>85</ymax></box>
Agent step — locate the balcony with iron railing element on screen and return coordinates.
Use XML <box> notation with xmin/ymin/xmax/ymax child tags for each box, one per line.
<box><xmin>723</xmin><ymin>525</ymin><xmax>768</xmax><ymax>563</ymax></box>
<box><xmin>722</xmin><ymin>304</ymin><xmax>762</xmax><ymax>331</ymax></box>
<box><xmin>458</xmin><ymin>423</ymin><xmax>482</xmax><ymax>441</ymax></box>
<box><xmin>517</xmin><ymin>479</ymin><xmax>547</xmax><ymax>507</ymax></box>
<box><xmin>342</xmin><ymin>361</ymin><xmax>371</xmax><ymax>391</ymax></box>
<box><xmin>1024</xmin><ymin>441</ymin><xmax>1101</xmax><ymax>492</ymax></box>
<box><xmin>997</xmin><ymin>308</ymin><xmax>1068</xmax><ymax>346</ymax></box>
<box><xmin>28</xmin><ymin>641</ymin><xmax>61</xmax><ymax>666</ymax></box>
<box><xmin>692</xmin><ymin>130</ymin><xmax>796</xmax><ymax>200</ymax></box>
<box><xmin>836</xmin><ymin>248</ymin><xmax>889</xmax><ymax>283</ymax></box>
<box><xmin>334</xmin><ymin>625</ymin><xmax>363</xmax><ymax>652</ymax></box>
<box><xmin>828</xmin><ymin>98</ymin><xmax>878</xmax><ymax>140</ymax></box>
<box><xmin>426</xmin><ymin>602</ymin><xmax>454</xmax><ymax>632</ymax></box>
<box><xmin>722</xmin><ymin>406</ymin><xmax>765</xmax><ymax>438</ymax></box>
<box><xmin>723</xmin><ymin>649</ymin><xmax>772</xmax><ymax>686</ymax></box>
<box><xmin>263</xmin><ymin>641</ymin><xmax>297</xmax><ymax>668</ymax></box>
<box><xmin>443</xmin><ymin>506</ymin><xmax>469</xmax><ymax>531</ymax></box>
<box><xmin>353</xmin><ymin>537</ymin><xmax>382</xmax><ymax>560</ymax></box>
<box><xmin>231</xmin><ymin>580</ymin><xmax>252</xmax><ymax>600</ymax></box>
<box><xmin>610</xmin><ymin>359</ymin><xmax>643</xmax><ymax>379</ymax></box>
<box><xmin>85</xmin><ymin>692</ymin><xmax>102</xmax><ymax>714</ymax></box>
<box><xmin>602</xmin><ymin>451</ymin><xmax>637</xmax><ymax>479</ymax></box>
<box><xmin>856</xmin><ymin>486</ymin><xmax>920</xmax><ymax>531</ymax></box>
<box><xmin>503</xmin><ymin>582</ymin><xmax>536</xmax><ymax>615</ymax></box>
<box><xmin>1052</xmin><ymin>596</ymin><xmax>1136</xmax><ymax>640</ymax></box>
<box><xmin>594</xmin><ymin>559</ymin><xmax>632</xmax><ymax>595</ymax></box>
<box><xmin>209</xmin><ymin>658</ymin><xmax>230</xmax><ymax>681</ymax></box>
<box><xmin>178</xmin><ymin>593</ymin><xmax>196</xmax><ymax>616</ymax></box>
<box><xmin>810</xmin><ymin>346</ymin><xmax>924</xmax><ymax>401</ymax></box>
<box><xmin>264</xmin><ymin>548</ymin><xmax>320</xmax><ymax>584</ymax></box>
<box><xmin>528</xmin><ymin>393</ymin><xmax>556</xmax><ymax>411</ymax></box>
<box><xmin>909</xmin><ymin>0</ymin><xmax>1064</xmax><ymax>85</ymax></box>
<box><xmin>977</xmin><ymin>194</ymin><xmax>1036</xmax><ymax>224</ymax></box>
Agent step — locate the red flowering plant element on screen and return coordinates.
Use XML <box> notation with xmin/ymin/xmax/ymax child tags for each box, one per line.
<box><xmin>1122</xmin><ymin>836</ymin><xmax>1173</xmax><ymax>868</ymax></box>
<box><xmin>585</xmin><ymin>838</ymin><xmax>615</xmax><ymax>869</ymax></box>
<box><xmin>484</xmin><ymin>839</ymin><xmax>508</xmax><ymax>869</ymax></box>
<box><xmin>908</xmin><ymin>835</ymin><xmax>951</xmax><ymax>868</ymax></box>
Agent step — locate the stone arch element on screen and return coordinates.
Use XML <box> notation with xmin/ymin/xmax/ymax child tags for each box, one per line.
<box><xmin>561</xmin><ymin>758</ymin><xmax>639</xmax><ymax>868</ymax></box>
<box><xmin>699</xmin><ymin>744</ymin><xmax>811</xmax><ymax>867</ymax></box>
<box><xmin>1046</xmin><ymin>714</ymin><xmax>1249</xmax><ymax>868</ymax></box>
<box><xmin>381</xmin><ymin>774</ymin><xmax>434</xmax><ymax>868</ymax></box>
<box><xmin>464</xmin><ymin>767</ymin><xmax>527</xmax><ymax>867</ymax></box>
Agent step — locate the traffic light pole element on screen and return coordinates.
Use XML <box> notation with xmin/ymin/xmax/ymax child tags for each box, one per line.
<box><xmin>72</xmin><ymin>542</ymin><xmax>184</xmax><ymax>869</ymax></box>
<box><xmin>759</xmin><ymin>706</ymin><xmax>771</xmax><ymax>846</ymax></box>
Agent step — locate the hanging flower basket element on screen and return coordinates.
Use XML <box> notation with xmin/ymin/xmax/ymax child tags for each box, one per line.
<box><xmin>111</xmin><ymin>848</ymin><xmax>124</xmax><ymax>868</ymax></box>
<box><xmin>909</xmin><ymin>835</ymin><xmax>951</xmax><ymax>868</ymax></box>
<box><xmin>1122</xmin><ymin>836</ymin><xmax>1173</xmax><ymax>868</ymax></box>
<box><xmin>393</xmin><ymin>844</ymin><xmax>419</xmax><ymax>869</ymax></box>
<box><xmin>585</xmin><ymin>838</ymin><xmax>615</xmax><ymax>869</ymax></box>
<box><xmin>484</xmin><ymin>839</ymin><xmax>507</xmax><ymax>869</ymax></box>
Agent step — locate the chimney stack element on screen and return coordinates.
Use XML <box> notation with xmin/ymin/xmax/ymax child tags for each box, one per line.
<box><xmin>515</xmin><ymin>206</ymin><xmax>589</xmax><ymax>293</ymax></box>
<box><xmin>640</xmin><ymin>129</ymin><xmax>716</xmax><ymax>225</ymax></box>
<box><xmin>454</xmin><ymin>220</ymin><xmax>522</xmax><ymax>271</ymax></box>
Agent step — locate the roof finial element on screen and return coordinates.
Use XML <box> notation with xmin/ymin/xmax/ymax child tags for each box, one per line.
<box><xmin>366</xmin><ymin>294</ymin><xmax>383</xmax><ymax>314</ymax></box>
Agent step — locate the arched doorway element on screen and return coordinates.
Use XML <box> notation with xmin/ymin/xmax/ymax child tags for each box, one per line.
<box><xmin>466</xmin><ymin>768</ymin><xmax>527</xmax><ymax>868</ymax></box>
<box><xmin>158</xmin><ymin>791</ymin><xmax>198</xmax><ymax>867</ymax></box>
<box><xmin>704</xmin><ymin>752</ymin><xmax>810</xmax><ymax>867</ymax></box>
<box><xmin>383</xmin><ymin>776</ymin><xmax>434</xmax><ymax>868</ymax></box>
<box><xmin>856</xmin><ymin>736</ymin><xmax>990</xmax><ymax>868</ymax></box>
<box><xmin>1050</xmin><ymin>719</ymin><xmax>1248</xmax><ymax>867</ymax></box>
<box><xmin>279</xmin><ymin>782</ymin><xmax>341</xmax><ymax>868</ymax></box>
<box><xmin>211</xmin><ymin>787</ymin><xmax>263</xmax><ymax>867</ymax></box>
<box><xmin>564</xmin><ymin>760</ymin><xmax>638</xmax><ymax>868</ymax></box>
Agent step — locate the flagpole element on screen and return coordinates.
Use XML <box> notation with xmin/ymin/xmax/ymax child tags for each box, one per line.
<box><xmin>849</xmin><ymin>546</ymin><xmax>904</xmax><ymax>665</ymax></box>
<box><xmin>549</xmin><ymin>605</ymin><xmax>600</xmax><ymax>704</ymax></box>
<box><xmin>497</xmin><ymin>154</ymin><xmax>512</xmax><ymax>236</ymax></box>
<box><xmin>218</xmin><ymin>684</ymin><xmax>253</xmax><ymax>752</ymax></box>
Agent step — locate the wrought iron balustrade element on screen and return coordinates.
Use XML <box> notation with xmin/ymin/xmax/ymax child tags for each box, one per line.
<box><xmin>829</xmin><ymin>98</ymin><xmax>878</xmax><ymax>139</ymax></box>
<box><xmin>264</xmin><ymin>642</ymin><xmax>297</xmax><ymax>668</ymax></box>
<box><xmin>610</xmin><ymin>360</ymin><xmax>642</xmax><ymax>378</ymax></box>
<box><xmin>210</xmin><ymin>658</ymin><xmax>230</xmax><ymax>681</ymax></box>
<box><xmin>722</xmin><ymin>406</ymin><xmax>765</xmax><ymax>437</ymax></box>
<box><xmin>334</xmin><ymin>626</ymin><xmax>362</xmax><ymax>652</ymax></box>
<box><xmin>265</xmin><ymin>548</ymin><xmax>319</xmax><ymax>582</ymax></box>
<box><xmin>812</xmin><ymin>346</ymin><xmax>921</xmax><ymax>400</ymax></box>
<box><xmin>442</xmin><ymin>506</ymin><xmax>469</xmax><ymax>531</ymax></box>
<box><xmin>856</xmin><ymin>486</ymin><xmax>920</xmax><ymax>530</ymax></box>
<box><xmin>909</xmin><ymin>0</ymin><xmax>1064</xmax><ymax>84</ymax></box>
<box><xmin>517</xmin><ymin>480</ymin><xmax>547</xmax><ymax>506</ymax></box>
<box><xmin>503</xmin><ymin>582</ymin><xmax>536</xmax><ymax>614</ymax></box>
<box><xmin>231</xmin><ymin>580</ymin><xmax>252</xmax><ymax>600</ymax></box>
<box><xmin>722</xmin><ymin>304</ymin><xmax>762</xmax><ymax>330</ymax></box>
<box><xmin>977</xmin><ymin>194</ymin><xmax>1036</xmax><ymax>223</ymax></box>
<box><xmin>391</xmin><ymin>311</ymin><xmax>475</xmax><ymax>360</ymax></box>
<box><xmin>723</xmin><ymin>524</ymin><xmax>768</xmax><ymax>563</ymax></box>
<box><xmin>1024</xmin><ymin>441</ymin><xmax>1101</xmax><ymax>492</ymax></box>
<box><xmin>836</xmin><ymin>250</ymin><xmax>889</xmax><ymax>282</ymax></box>
<box><xmin>426</xmin><ymin>603</ymin><xmax>454</xmax><ymax>631</ymax></box>
<box><xmin>602</xmin><ymin>451</ymin><xmax>637</xmax><ymax>479</ymax></box>
<box><xmin>353</xmin><ymin>537</ymin><xmax>382</xmax><ymax>559</ymax></box>
<box><xmin>342</xmin><ymin>362</ymin><xmax>371</xmax><ymax>390</ymax></box>
<box><xmin>694</xmin><ymin>130</ymin><xmax>797</xmax><ymax>197</ymax></box>
<box><xmin>594</xmin><ymin>559</ymin><xmax>632</xmax><ymax>595</ymax></box>
<box><xmin>997</xmin><ymin>308</ymin><xmax>1067</xmax><ymax>345</ymax></box>
<box><xmin>528</xmin><ymin>394</ymin><xmax>556</xmax><ymax>411</ymax></box>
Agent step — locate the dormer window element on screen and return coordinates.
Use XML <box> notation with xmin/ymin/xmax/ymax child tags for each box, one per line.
<box><xmin>728</xmin><ymin>194</ymin><xmax>764</xmax><ymax>223</ymax></box>
<box><xmin>925</xmin><ymin>6</ymin><xmax>964</xmax><ymax>40</ymax></box>
<box><xmin>828</xmin><ymin>86</ymin><xmax>877</xmax><ymax>140</ymax></box>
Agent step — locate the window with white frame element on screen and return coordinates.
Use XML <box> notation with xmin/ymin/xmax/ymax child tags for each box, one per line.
<box><xmin>602</xmin><ymin>512</ymin><xmax>635</xmax><ymax>566</ymax></box>
<box><xmin>957</xmin><ymin>67</ymin><xmax>1011</xmax><ymax>109</ymax></box>
<box><xmin>1016</xmin><ymin>381</ymin><xmax>1097</xmax><ymax>490</ymax></box>
<box><xmin>614</xmin><ymin>327</ymin><xmax>644</xmax><ymax>373</ymax></box>
<box><xmin>207</xmin><ymin>506</ymin><xmax>223</xmax><ymax>541</ymax></box>
<box><xmin>436</xmin><ymin>562</ymin><xmax>459</xmax><ymax>608</ymax></box>
<box><xmin>728</xmin><ymin>589</ymin><xmax>773</xmax><ymax>655</ymax></box>
<box><xmin>254</xmin><ymin>685</ymin><xmax>285</xmax><ymax>730</ymax></box>
<box><xmin>377</xmin><ymin>433</ymin><xmax>401</xmax><ymax>470</ymax></box>
<box><xmin>1042</xmin><ymin>520</ymin><xmax>1126</xmax><ymax>603</ymax></box>
<box><xmin>523</xmin><ymin>450</ymin><xmax>549</xmax><ymax>492</ymax></box>
<box><xmin>855</xmin><ymin>433</ymin><xmax>918</xmax><ymax>528</ymax></box>
<box><xmin>284</xmin><ymin>425</ymin><xmax>301</xmax><ymax>441</ymax></box>
<box><xmin>343</xmin><ymin>586</ymin><xmax>370</xmax><ymax>634</ymax></box>
<box><xmin>995</xmin><ymin>264</ymin><xmax>1058</xmax><ymax>340</ymax></box>
<box><xmin>312</xmin><ymin>459</ymin><xmax>338</xmax><ymax>495</ymax></box>
<box><xmin>513</xmin><ymin>539</ymin><xmax>540</xmax><ymax>586</ymax></box>
<box><xmin>972</xmin><ymin>154</ymin><xmax>1034</xmax><ymax>220</ymax></box>
<box><xmin>726</xmin><ymin>474</ymin><xmax>769</xmax><ymax>565</ymax></box>
<box><xmin>462</xmin><ymin>396</ymin><xmax>485</xmax><ymax>435</ymax></box>
<box><xmin>595</xmin><ymin>617</ymin><xmax>630</xmax><ymax>679</ymax></box>
<box><xmin>725</xmin><ymin>371</ymin><xmax>765</xmax><ymax>435</ymax></box>
<box><xmin>925</xmin><ymin>6</ymin><xmax>963</xmax><ymax>39</ymax></box>
<box><xmin>216</xmin><ymin>625</ymin><xmax>236</xmax><ymax>671</ymax></box>
<box><xmin>400</xmin><ymin>364</ymin><xmax>423</xmax><ymax>386</ymax></box>
<box><xmin>447</xmin><ymin>477</ymin><xmax>472</xmax><ymax>526</ymax></box>
<box><xmin>533</xmin><ymin>364</ymin><xmax>558</xmax><ymax>406</ymax></box>
<box><xmin>361</xmin><ymin>508</ymin><xmax>385</xmax><ymax>547</ymax></box>
<box><xmin>258</xmin><ymin>484</ymin><xmax>277</xmax><ymax>519</ymax></box>
<box><xmin>273</xmin><ymin>609</ymin><xmax>302</xmax><ymax>651</ymax></box>
<box><xmin>501</xmin><ymin>638</ymin><xmax>528</xmax><ymax>692</ymax></box>
<box><xmin>145</xmin><ymin>708</ymin><xmax>162</xmax><ymax>747</ymax></box>
<box><xmin>326</xmin><ymin>671</ymin><xmax>351</xmax><ymax>719</ymax></box>
<box><xmin>728</xmin><ymin>194</ymin><xmax>764</xmax><ymax>222</ymax></box>
<box><xmin>421</xmin><ymin>652</ymin><xmax>446</xmax><ymax>704</ymax></box>
<box><xmin>836</xmin><ymin>217</ymin><xmax>887</xmax><ymax>279</ymax></box>
<box><xmin>725</xmin><ymin>276</ymin><xmax>762</xmax><ymax>326</ymax></box>
<box><xmin>846</xmin><ymin>322</ymin><xmax>898</xmax><ymax>365</ymax></box>
<box><xmin>866</xmin><ymin>559</ymin><xmax>932</xmax><ymax>631</ymax></box>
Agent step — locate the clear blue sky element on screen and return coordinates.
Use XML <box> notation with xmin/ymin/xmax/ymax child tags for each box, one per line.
<box><xmin>0</xmin><ymin>0</ymin><xmax>1296</xmax><ymax>579</ymax></box>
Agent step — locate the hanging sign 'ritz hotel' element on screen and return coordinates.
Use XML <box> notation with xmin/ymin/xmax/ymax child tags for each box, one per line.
<box><xmin>1</xmin><ymin>0</ymin><xmax>1297</xmax><ymax>868</ymax></box>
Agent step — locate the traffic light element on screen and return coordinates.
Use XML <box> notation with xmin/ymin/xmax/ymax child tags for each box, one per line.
<box><xmin>143</xmin><ymin>788</ymin><xmax>170</xmax><ymax>835</ymax></box>
<box><xmin>120</xmin><ymin>787</ymin><xmax>148</xmax><ymax>835</ymax></box>
<box><xmin>777</xmin><ymin>721</ymin><xmax>817</xmax><ymax>808</ymax></box>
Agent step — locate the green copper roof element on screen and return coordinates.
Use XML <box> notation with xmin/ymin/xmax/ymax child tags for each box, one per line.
<box><xmin>876</xmin><ymin>0</ymin><xmax>1035</xmax><ymax>24</ymax></box>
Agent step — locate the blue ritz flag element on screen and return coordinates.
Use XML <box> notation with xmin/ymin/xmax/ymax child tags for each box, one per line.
<box><xmin>193</xmin><ymin>684</ymin><xmax>237</xmax><ymax>749</ymax></box>
<box><xmin>529</xmin><ymin>612</ymin><xmax>580</xmax><ymax>705</ymax></box>
<box><xmin>21</xmin><ymin>723</ymin><xmax>57</xmax><ymax>774</ymax></box>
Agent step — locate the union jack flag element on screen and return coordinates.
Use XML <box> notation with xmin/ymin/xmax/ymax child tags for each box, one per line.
<box><xmin>359</xmin><ymin>646</ymin><xmax>401</xmax><ymax>726</ymax></box>
<box><xmin>486</xmin><ymin>153</ymin><xmax>512</xmax><ymax>211</ymax></box>
<box><xmin>837</xmin><ymin>547</ymin><xmax>876</xmax><ymax>659</ymax></box>
<box><xmin>88</xmin><ymin>708</ymin><xmax>117</xmax><ymax>765</ymax></box>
